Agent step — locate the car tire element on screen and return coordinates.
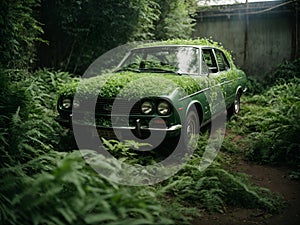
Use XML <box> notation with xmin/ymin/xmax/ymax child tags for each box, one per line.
<box><xmin>227</xmin><ymin>92</ymin><xmax>241</xmax><ymax>118</ymax></box>
<box><xmin>183</xmin><ymin>106</ymin><xmax>200</xmax><ymax>147</ymax></box>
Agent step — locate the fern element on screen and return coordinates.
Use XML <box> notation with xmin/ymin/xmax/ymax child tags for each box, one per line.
<box><xmin>230</xmin><ymin>78</ymin><xmax>300</xmax><ymax>166</ymax></box>
<box><xmin>0</xmin><ymin>151</ymin><xmax>178</xmax><ymax>225</ymax></box>
<box><xmin>1</xmin><ymin>67</ymin><xmax>290</xmax><ymax>225</ymax></box>
<box><xmin>158</xmin><ymin>135</ymin><xmax>283</xmax><ymax>213</ymax></box>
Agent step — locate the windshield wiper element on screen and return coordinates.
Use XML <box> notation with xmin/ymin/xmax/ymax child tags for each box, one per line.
<box><xmin>115</xmin><ymin>67</ymin><xmax>186</xmax><ymax>75</ymax></box>
<box><xmin>140</xmin><ymin>68</ymin><xmax>179</xmax><ymax>74</ymax></box>
<box><xmin>114</xmin><ymin>67</ymin><xmax>140</xmax><ymax>73</ymax></box>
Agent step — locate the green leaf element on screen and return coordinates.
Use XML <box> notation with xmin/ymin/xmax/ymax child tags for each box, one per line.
<box><xmin>85</xmin><ymin>213</ymin><xmax>118</xmax><ymax>224</ymax></box>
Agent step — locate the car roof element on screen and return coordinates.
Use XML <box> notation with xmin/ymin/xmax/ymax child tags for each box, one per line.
<box><xmin>132</xmin><ymin>45</ymin><xmax>215</xmax><ymax>51</ymax></box>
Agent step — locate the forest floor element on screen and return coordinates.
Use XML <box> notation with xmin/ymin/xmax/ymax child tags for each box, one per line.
<box><xmin>192</xmin><ymin>158</ymin><xmax>300</xmax><ymax>225</ymax></box>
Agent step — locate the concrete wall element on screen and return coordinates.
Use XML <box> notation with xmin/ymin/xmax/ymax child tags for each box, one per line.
<box><xmin>194</xmin><ymin>1</ymin><xmax>298</xmax><ymax>78</ymax></box>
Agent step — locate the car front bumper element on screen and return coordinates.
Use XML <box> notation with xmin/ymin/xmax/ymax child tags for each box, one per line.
<box><xmin>55</xmin><ymin>115</ymin><xmax>182</xmax><ymax>138</ymax></box>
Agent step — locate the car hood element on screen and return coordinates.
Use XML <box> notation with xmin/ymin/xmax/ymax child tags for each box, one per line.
<box><xmin>59</xmin><ymin>71</ymin><xmax>213</xmax><ymax>100</ymax></box>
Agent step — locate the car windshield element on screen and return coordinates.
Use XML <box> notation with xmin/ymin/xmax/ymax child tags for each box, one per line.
<box><xmin>117</xmin><ymin>46</ymin><xmax>200</xmax><ymax>75</ymax></box>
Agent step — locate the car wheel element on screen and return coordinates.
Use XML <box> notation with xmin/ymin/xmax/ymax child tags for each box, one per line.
<box><xmin>183</xmin><ymin>107</ymin><xmax>200</xmax><ymax>147</ymax></box>
<box><xmin>227</xmin><ymin>92</ymin><xmax>241</xmax><ymax>118</ymax></box>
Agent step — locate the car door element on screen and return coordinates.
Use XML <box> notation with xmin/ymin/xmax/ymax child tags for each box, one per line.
<box><xmin>201</xmin><ymin>47</ymin><xmax>228</xmax><ymax>116</ymax></box>
<box><xmin>213</xmin><ymin>48</ymin><xmax>235</xmax><ymax>107</ymax></box>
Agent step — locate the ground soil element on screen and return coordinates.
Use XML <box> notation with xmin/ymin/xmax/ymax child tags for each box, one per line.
<box><xmin>192</xmin><ymin>160</ymin><xmax>300</xmax><ymax>225</ymax></box>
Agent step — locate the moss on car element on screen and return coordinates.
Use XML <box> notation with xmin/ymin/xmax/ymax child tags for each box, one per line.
<box><xmin>55</xmin><ymin>38</ymin><xmax>247</xmax><ymax>145</ymax></box>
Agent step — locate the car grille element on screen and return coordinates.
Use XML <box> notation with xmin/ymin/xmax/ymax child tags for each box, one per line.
<box><xmin>97</xmin><ymin>98</ymin><xmax>141</xmax><ymax>115</ymax></box>
<box><xmin>78</xmin><ymin>98</ymin><xmax>141</xmax><ymax>115</ymax></box>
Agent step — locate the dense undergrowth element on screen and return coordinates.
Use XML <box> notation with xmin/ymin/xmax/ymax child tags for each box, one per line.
<box><xmin>0</xmin><ymin>70</ymin><xmax>178</xmax><ymax>225</ymax></box>
<box><xmin>2</xmin><ymin>1</ymin><xmax>296</xmax><ymax>223</ymax></box>
<box><xmin>1</xmin><ymin>58</ymin><xmax>298</xmax><ymax>224</ymax></box>
<box><xmin>227</xmin><ymin>58</ymin><xmax>300</xmax><ymax>174</ymax></box>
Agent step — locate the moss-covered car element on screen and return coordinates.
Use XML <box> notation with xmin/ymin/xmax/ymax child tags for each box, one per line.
<box><xmin>55</xmin><ymin>39</ymin><xmax>247</xmax><ymax>145</ymax></box>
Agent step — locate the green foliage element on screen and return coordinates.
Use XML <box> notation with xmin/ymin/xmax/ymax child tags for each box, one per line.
<box><xmin>0</xmin><ymin>69</ymin><xmax>32</xmax><ymax>165</ymax></box>
<box><xmin>37</xmin><ymin>0</ymin><xmax>198</xmax><ymax>73</ymax></box>
<box><xmin>39</xmin><ymin>0</ymin><xmax>148</xmax><ymax>73</ymax></box>
<box><xmin>229</xmin><ymin>78</ymin><xmax>300</xmax><ymax>167</ymax></box>
<box><xmin>154</xmin><ymin>0</ymin><xmax>196</xmax><ymax>40</ymax></box>
<box><xmin>244</xmin><ymin>58</ymin><xmax>300</xmax><ymax>95</ymax></box>
<box><xmin>244</xmin><ymin>76</ymin><xmax>264</xmax><ymax>95</ymax></box>
<box><xmin>159</xmin><ymin>200</ymin><xmax>199</xmax><ymax>225</ymax></box>
<box><xmin>0</xmin><ymin>0</ymin><xmax>44</xmax><ymax>69</ymax></box>
<box><xmin>0</xmin><ymin>70</ymin><xmax>31</xmax><ymax>121</ymax></box>
<box><xmin>58</xmin><ymin>68</ymin><xmax>240</xmax><ymax>101</ymax></box>
<box><xmin>97</xmin><ymin>134</ymin><xmax>282</xmax><ymax>215</ymax></box>
<box><xmin>1</xmin><ymin>67</ymin><xmax>286</xmax><ymax>224</ymax></box>
<box><xmin>101</xmin><ymin>139</ymin><xmax>156</xmax><ymax>165</ymax></box>
<box><xmin>220</xmin><ymin>134</ymin><xmax>239</xmax><ymax>154</ymax></box>
<box><xmin>0</xmin><ymin>69</ymin><xmax>74</xmax><ymax>165</ymax></box>
<box><xmin>131</xmin><ymin>0</ymin><xmax>161</xmax><ymax>40</ymax></box>
<box><xmin>27</xmin><ymin>69</ymin><xmax>77</xmax><ymax>109</ymax></box>
<box><xmin>0</xmin><ymin>68</ymin><xmax>188</xmax><ymax>225</ymax></box>
<box><xmin>159</xmin><ymin>135</ymin><xmax>283</xmax><ymax>213</ymax></box>
<box><xmin>0</xmin><ymin>151</ymin><xmax>175</xmax><ymax>225</ymax></box>
<box><xmin>265</xmin><ymin>58</ymin><xmax>300</xmax><ymax>86</ymax></box>
<box><xmin>141</xmin><ymin>38</ymin><xmax>236</xmax><ymax>68</ymax></box>
<box><xmin>58</xmin><ymin>71</ymin><xmax>205</xmax><ymax>99</ymax></box>
<box><xmin>58</xmin><ymin>37</ymin><xmax>241</xmax><ymax>100</ymax></box>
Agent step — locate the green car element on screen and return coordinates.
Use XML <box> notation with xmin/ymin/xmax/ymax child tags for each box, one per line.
<box><xmin>55</xmin><ymin>39</ymin><xmax>247</xmax><ymax>146</ymax></box>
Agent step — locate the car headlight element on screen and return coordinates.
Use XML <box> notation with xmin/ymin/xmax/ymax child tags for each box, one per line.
<box><xmin>157</xmin><ymin>101</ymin><xmax>170</xmax><ymax>115</ymax></box>
<box><xmin>141</xmin><ymin>101</ymin><xmax>153</xmax><ymax>114</ymax></box>
<box><xmin>62</xmin><ymin>98</ymin><xmax>72</xmax><ymax>109</ymax></box>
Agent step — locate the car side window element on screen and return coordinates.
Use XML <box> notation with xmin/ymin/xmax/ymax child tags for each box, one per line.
<box><xmin>202</xmin><ymin>49</ymin><xmax>218</xmax><ymax>73</ymax></box>
<box><xmin>215</xmin><ymin>49</ymin><xmax>230</xmax><ymax>71</ymax></box>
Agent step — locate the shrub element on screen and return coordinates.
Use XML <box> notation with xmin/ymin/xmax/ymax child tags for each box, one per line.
<box><xmin>0</xmin><ymin>0</ymin><xmax>44</xmax><ymax>69</ymax></box>
<box><xmin>161</xmin><ymin>163</ymin><xmax>283</xmax><ymax>213</ymax></box>
<box><xmin>229</xmin><ymin>78</ymin><xmax>300</xmax><ymax>168</ymax></box>
<box><xmin>0</xmin><ymin>151</ymin><xmax>175</xmax><ymax>225</ymax></box>
<box><xmin>0</xmin><ymin>69</ymin><xmax>75</xmax><ymax>164</ymax></box>
<box><xmin>158</xmin><ymin>134</ymin><xmax>283</xmax><ymax>213</ymax></box>
<box><xmin>265</xmin><ymin>58</ymin><xmax>300</xmax><ymax>86</ymax></box>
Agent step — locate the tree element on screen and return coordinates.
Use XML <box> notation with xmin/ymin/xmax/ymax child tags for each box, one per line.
<box><xmin>38</xmin><ymin>0</ymin><xmax>161</xmax><ymax>73</ymax></box>
<box><xmin>0</xmin><ymin>0</ymin><xmax>43</xmax><ymax>69</ymax></box>
<box><xmin>154</xmin><ymin>0</ymin><xmax>197</xmax><ymax>40</ymax></box>
<box><xmin>37</xmin><ymin>0</ymin><xmax>198</xmax><ymax>74</ymax></box>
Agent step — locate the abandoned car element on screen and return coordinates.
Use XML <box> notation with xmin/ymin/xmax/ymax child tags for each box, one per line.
<box><xmin>55</xmin><ymin>40</ymin><xmax>247</xmax><ymax>146</ymax></box>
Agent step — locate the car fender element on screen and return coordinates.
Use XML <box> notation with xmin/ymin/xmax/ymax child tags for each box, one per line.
<box><xmin>235</xmin><ymin>85</ymin><xmax>244</xmax><ymax>96</ymax></box>
<box><xmin>185</xmin><ymin>100</ymin><xmax>204</xmax><ymax>124</ymax></box>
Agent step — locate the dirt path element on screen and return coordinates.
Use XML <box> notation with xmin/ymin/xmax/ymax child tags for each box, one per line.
<box><xmin>192</xmin><ymin>160</ymin><xmax>300</xmax><ymax>225</ymax></box>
